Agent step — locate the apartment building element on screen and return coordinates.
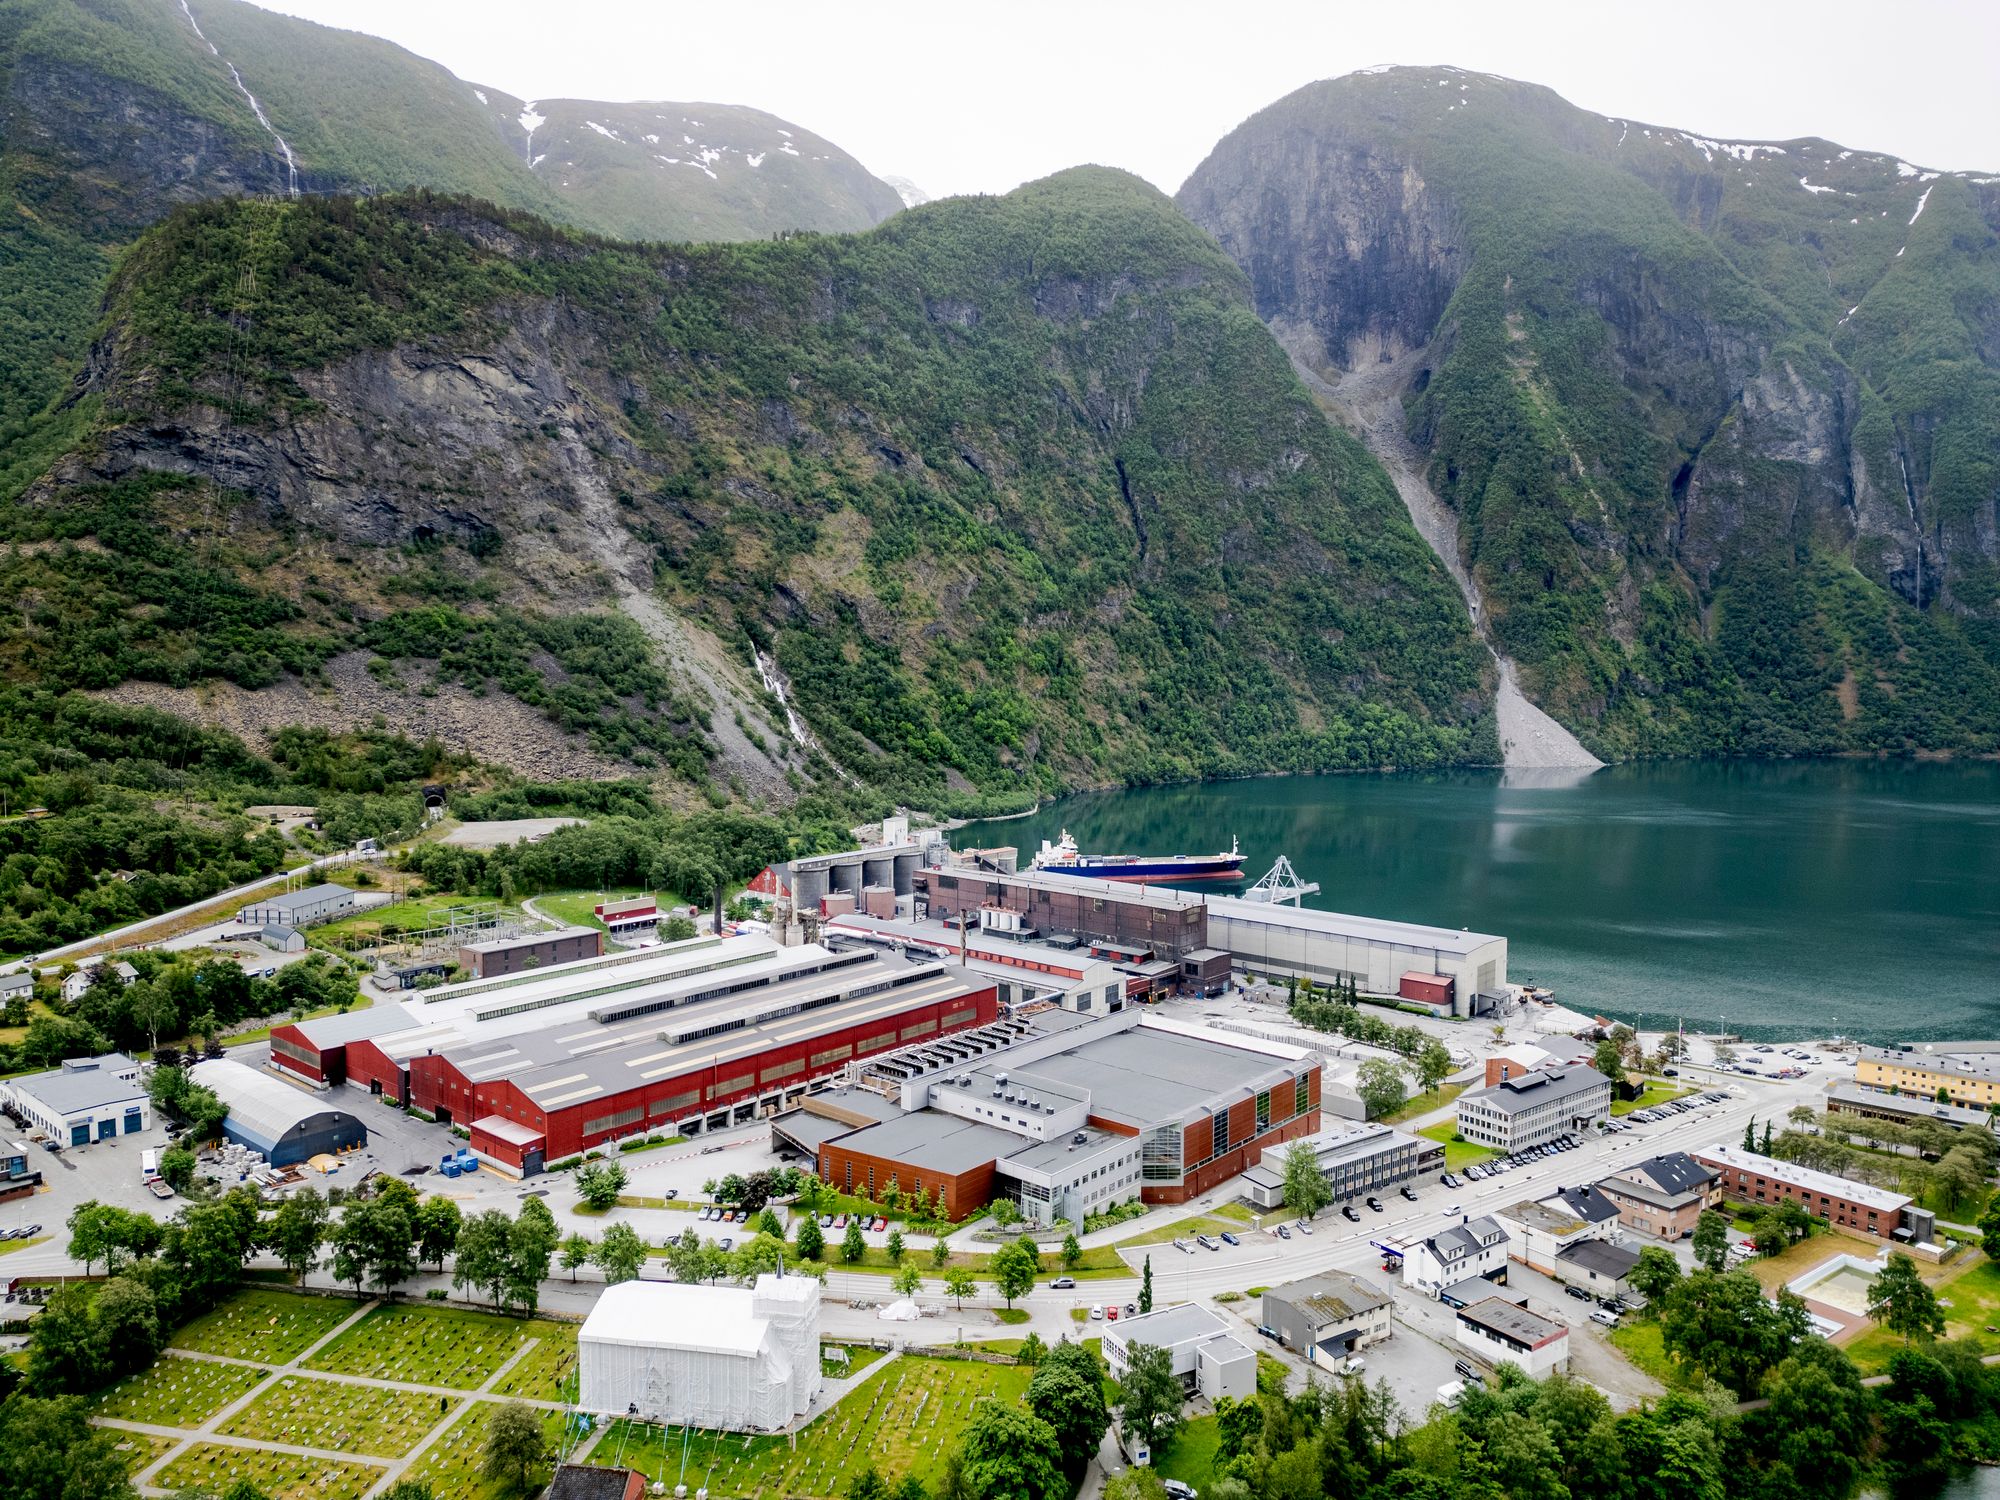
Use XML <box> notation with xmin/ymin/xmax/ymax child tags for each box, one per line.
<box><xmin>1694</xmin><ymin>1143</ymin><xmax>1935</xmax><ymax>1245</ymax></box>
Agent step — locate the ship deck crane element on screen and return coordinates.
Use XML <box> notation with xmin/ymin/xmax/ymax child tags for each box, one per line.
<box><xmin>1239</xmin><ymin>855</ymin><xmax>1320</xmax><ymax>906</ymax></box>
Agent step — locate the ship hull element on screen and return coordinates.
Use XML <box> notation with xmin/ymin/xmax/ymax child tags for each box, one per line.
<box><xmin>1053</xmin><ymin>857</ymin><xmax>1245</xmax><ymax>882</ymax></box>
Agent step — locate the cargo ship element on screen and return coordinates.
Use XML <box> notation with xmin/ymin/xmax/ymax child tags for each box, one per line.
<box><xmin>1030</xmin><ymin>830</ymin><xmax>1246</xmax><ymax>882</ymax></box>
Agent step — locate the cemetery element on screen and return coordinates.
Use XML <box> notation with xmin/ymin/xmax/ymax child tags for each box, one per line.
<box><xmin>152</xmin><ymin>1441</ymin><xmax>382</xmax><ymax>1500</ymax></box>
<box><xmin>588</xmin><ymin>1353</ymin><xmax>1032</xmax><ymax>1497</ymax></box>
<box><xmin>218</xmin><ymin>1374</ymin><xmax>444</xmax><ymax>1457</ymax></box>
<box><xmin>170</xmin><ymin>1288</ymin><xmax>358</xmax><ymax>1363</ymax></box>
<box><xmin>89</xmin><ymin>1352</ymin><xmax>269</xmax><ymax>1426</ymax></box>
<box><xmin>304</xmin><ymin>1301</ymin><xmax>554</xmax><ymax>1389</ymax></box>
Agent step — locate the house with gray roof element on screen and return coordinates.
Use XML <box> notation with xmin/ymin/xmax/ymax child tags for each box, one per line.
<box><xmin>1595</xmin><ymin>1151</ymin><xmax>1723</xmax><ymax>1241</ymax></box>
<box><xmin>1262</xmin><ymin>1271</ymin><xmax>1393</xmax><ymax>1365</ymax></box>
<box><xmin>1</xmin><ymin>1052</ymin><xmax>149</xmax><ymax>1146</ymax></box>
<box><xmin>1406</xmin><ymin>1214</ymin><xmax>1509</xmax><ymax>1298</ymax></box>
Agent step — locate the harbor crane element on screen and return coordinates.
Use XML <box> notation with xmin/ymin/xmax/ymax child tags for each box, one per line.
<box><xmin>1239</xmin><ymin>855</ymin><xmax>1320</xmax><ymax>906</ymax></box>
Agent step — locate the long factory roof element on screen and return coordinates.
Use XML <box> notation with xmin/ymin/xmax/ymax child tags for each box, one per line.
<box><xmin>1206</xmin><ymin>895</ymin><xmax>1504</xmax><ymax>956</ymax></box>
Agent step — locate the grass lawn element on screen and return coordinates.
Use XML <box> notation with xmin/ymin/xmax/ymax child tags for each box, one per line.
<box><xmin>589</xmin><ymin>1356</ymin><xmax>1032</xmax><ymax>1498</ymax></box>
<box><xmin>1383</xmin><ymin>1084</ymin><xmax>1464</xmax><ymax>1124</ymax></box>
<box><xmin>1154</xmin><ymin>1414</ymin><xmax>1222</xmax><ymax>1490</ymax></box>
<box><xmin>1114</xmin><ymin>1213</ymin><xmax>1251</xmax><ymax>1250</ymax></box>
<box><xmin>533</xmin><ymin>889</ymin><xmax>647</xmax><ymax>937</ymax></box>
<box><xmin>219</xmin><ymin>1375</ymin><xmax>442</xmax><ymax>1458</ymax></box>
<box><xmin>170</xmin><ymin>1290</ymin><xmax>358</xmax><ymax>1364</ymax></box>
<box><xmin>822</xmin><ymin>1344</ymin><xmax>888</xmax><ymax>1380</ymax></box>
<box><xmin>1745</xmin><ymin>1232</ymin><xmax>1851</xmax><ymax>1290</ymax></box>
<box><xmin>310</xmin><ymin>893</ymin><xmax>518</xmax><ymax>949</ymax></box>
<box><xmin>1839</xmin><ymin>1256</ymin><xmax>2000</xmax><ymax>1373</ymax></box>
<box><xmin>1612</xmin><ymin>1082</ymin><xmax>1697</xmax><ymax>1116</ymax></box>
<box><xmin>1608</xmin><ymin>1319</ymin><xmax>1687</xmax><ymax>1386</ymax></box>
<box><xmin>0</xmin><ymin>1233</ymin><xmax>51</xmax><ymax>1256</ymax></box>
<box><xmin>91</xmin><ymin>1352</ymin><xmax>269</xmax><ymax>1425</ymax></box>
<box><xmin>305</xmin><ymin>1303</ymin><xmax>546</xmax><ymax>1390</ymax></box>
<box><xmin>399</xmin><ymin>1402</ymin><xmax>566</xmax><ymax>1500</ymax></box>
<box><xmin>1417</xmin><ymin>1121</ymin><xmax>1498</xmax><ymax>1170</ymax></box>
<box><xmin>153</xmin><ymin>1443</ymin><xmax>382</xmax><ymax>1500</ymax></box>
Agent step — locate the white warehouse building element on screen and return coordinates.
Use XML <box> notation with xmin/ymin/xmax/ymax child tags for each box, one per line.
<box><xmin>2</xmin><ymin>1053</ymin><xmax>150</xmax><ymax>1147</ymax></box>
<box><xmin>1206</xmin><ymin>897</ymin><xmax>1507</xmax><ymax>1013</ymax></box>
<box><xmin>578</xmin><ymin>1275</ymin><xmax>820</xmax><ymax>1432</ymax></box>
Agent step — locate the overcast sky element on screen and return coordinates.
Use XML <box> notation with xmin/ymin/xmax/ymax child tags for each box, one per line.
<box><xmin>258</xmin><ymin>0</ymin><xmax>2000</xmax><ymax>198</ymax></box>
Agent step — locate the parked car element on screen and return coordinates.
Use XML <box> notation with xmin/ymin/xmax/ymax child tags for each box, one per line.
<box><xmin>1125</xmin><ymin>1303</ymin><xmax>1137</xmax><ymax>1317</ymax></box>
<box><xmin>1107</xmin><ymin>1306</ymin><xmax>1120</xmax><ymax>1321</ymax></box>
<box><xmin>718</xmin><ymin>1237</ymin><xmax>734</xmax><ymax>1251</ymax></box>
<box><xmin>1197</xmin><ymin>1234</ymin><xmax>1220</xmax><ymax>1251</ymax></box>
<box><xmin>1051</xmin><ymin>1276</ymin><xmax>1077</xmax><ymax>1289</ymax></box>
<box><xmin>664</xmin><ymin>1188</ymin><xmax>679</xmax><ymax>1200</ymax></box>
<box><xmin>819</xmin><ymin>1214</ymin><xmax>834</xmax><ymax>1228</ymax></box>
<box><xmin>1443</xmin><ymin>1204</ymin><xmax>1462</xmax><ymax>1215</ymax></box>
<box><xmin>1276</xmin><ymin>1224</ymin><xmax>1292</xmax><ymax>1240</ymax></box>
<box><xmin>1454</xmin><ymin>1358</ymin><xmax>1482</xmax><ymax>1383</ymax></box>
<box><xmin>1163</xmin><ymin>1481</ymin><xmax>1199</xmax><ymax>1500</ymax></box>
<box><xmin>1257</xmin><ymin>1325</ymin><xmax>1280</xmax><ymax>1341</ymax></box>
<box><xmin>1341</xmin><ymin>1205</ymin><xmax>1360</xmax><ymax>1223</ymax></box>
<box><xmin>1336</xmin><ymin>1356</ymin><xmax>1366</xmax><ymax>1376</ymax></box>
<box><xmin>1365</xmin><ymin>1197</ymin><xmax>1384</xmax><ymax>1213</ymax></box>
<box><xmin>1090</xmin><ymin>1304</ymin><xmax>1106</xmax><ymax>1320</ymax></box>
<box><xmin>1220</xmin><ymin>1231</ymin><xmax>1240</xmax><ymax>1246</ymax></box>
<box><xmin>698</xmin><ymin>1206</ymin><xmax>713</xmax><ymax>1221</ymax></box>
<box><xmin>1565</xmin><ymin>1285</ymin><xmax>1591</xmax><ymax>1301</ymax></box>
<box><xmin>1400</xmin><ymin>1186</ymin><xmax>1419</xmax><ymax>1201</ymax></box>
<box><xmin>1174</xmin><ymin>1238</ymin><xmax>1195</xmax><ymax>1255</ymax></box>
<box><xmin>1589</xmin><ymin>1308</ymin><xmax>1621</xmax><ymax>1327</ymax></box>
<box><xmin>874</xmin><ymin>1216</ymin><xmax>889</xmax><ymax>1231</ymax></box>
<box><xmin>1295</xmin><ymin>1220</ymin><xmax>1313</xmax><ymax>1236</ymax></box>
<box><xmin>831</xmin><ymin>1215</ymin><xmax>848</xmax><ymax>1229</ymax></box>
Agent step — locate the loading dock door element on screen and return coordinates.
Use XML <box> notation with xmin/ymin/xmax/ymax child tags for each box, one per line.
<box><xmin>98</xmin><ymin>1118</ymin><xmax>117</xmax><ymax>1140</ymax></box>
<box><xmin>70</xmin><ymin>1122</ymin><xmax>90</xmax><ymax>1146</ymax></box>
<box><xmin>124</xmin><ymin>1108</ymin><xmax>143</xmax><ymax>1134</ymax></box>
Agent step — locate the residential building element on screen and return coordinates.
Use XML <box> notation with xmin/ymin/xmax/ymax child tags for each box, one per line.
<box><xmin>237</xmin><ymin>882</ymin><xmax>358</xmax><ymax>930</ymax></box>
<box><xmin>1455</xmin><ymin>1296</ymin><xmax>1570</xmax><ymax>1378</ymax></box>
<box><xmin>61</xmin><ymin>960</ymin><xmax>138</xmax><ymax>1004</ymax></box>
<box><xmin>1694</xmin><ymin>1143</ymin><xmax>1935</xmax><ymax>1245</ymax></box>
<box><xmin>1261</xmin><ymin>1272</ymin><xmax>1394</xmax><ymax>1367</ymax></box>
<box><xmin>1102</xmin><ymin>1302</ymin><xmax>1256</xmax><ymax>1401</ymax></box>
<box><xmin>1455</xmin><ymin>1065</ymin><xmax>1612</xmax><ymax>1152</ymax></box>
<box><xmin>0</xmin><ymin>972</ymin><xmax>32</xmax><ymax>1005</ymax></box>
<box><xmin>1594</xmin><ymin>1152</ymin><xmax>1722</xmax><ymax>1241</ymax></box>
<box><xmin>1</xmin><ymin>1053</ymin><xmax>149</xmax><ymax>1146</ymax></box>
<box><xmin>1494</xmin><ymin>1185</ymin><xmax>1621</xmax><ymax>1275</ymax></box>
<box><xmin>1240</xmin><ymin>1119</ymin><xmax>1438</xmax><ymax>1210</ymax></box>
<box><xmin>1406</xmin><ymin>1215</ymin><xmax>1509</xmax><ymax>1298</ymax></box>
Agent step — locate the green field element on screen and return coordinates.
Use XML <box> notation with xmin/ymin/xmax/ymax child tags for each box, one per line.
<box><xmin>311</xmin><ymin>893</ymin><xmax>520</xmax><ymax>949</ymax></box>
<box><xmin>1608</xmin><ymin>1319</ymin><xmax>1684</xmax><ymax>1386</ymax></box>
<box><xmin>170</xmin><ymin>1289</ymin><xmax>358</xmax><ymax>1363</ymax></box>
<box><xmin>1382</xmin><ymin>1084</ymin><xmax>1465</xmax><ymax>1124</ymax></box>
<box><xmin>91</xmin><ymin>1352</ymin><xmax>268</xmax><ymax>1426</ymax></box>
<box><xmin>589</xmin><ymin>1355</ymin><xmax>1033</xmax><ymax>1498</ymax></box>
<box><xmin>1417</xmin><ymin>1121</ymin><xmax>1499</xmax><ymax>1169</ymax></box>
<box><xmin>305</xmin><ymin>1303</ymin><xmax>547</xmax><ymax>1390</ymax></box>
<box><xmin>1612</xmin><ymin>1082</ymin><xmax>1696</xmax><ymax>1116</ymax></box>
<box><xmin>219</xmin><ymin>1375</ymin><xmax>443</xmax><ymax>1457</ymax></box>
<box><xmin>532</xmin><ymin>889</ymin><xmax>646</xmax><ymax>936</ymax></box>
<box><xmin>154</xmin><ymin>1443</ymin><xmax>382</xmax><ymax>1500</ymax></box>
<box><xmin>822</xmin><ymin>1343</ymin><xmax>889</xmax><ymax>1380</ymax></box>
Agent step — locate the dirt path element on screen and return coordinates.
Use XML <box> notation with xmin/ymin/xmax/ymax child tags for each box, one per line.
<box><xmin>1280</xmin><ymin>334</ymin><xmax>1603</xmax><ymax>773</ymax></box>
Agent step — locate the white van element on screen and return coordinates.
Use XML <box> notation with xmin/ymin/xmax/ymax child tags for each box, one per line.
<box><xmin>1589</xmin><ymin>1308</ymin><xmax>1621</xmax><ymax>1328</ymax></box>
<box><xmin>141</xmin><ymin>1149</ymin><xmax>159</xmax><ymax>1183</ymax></box>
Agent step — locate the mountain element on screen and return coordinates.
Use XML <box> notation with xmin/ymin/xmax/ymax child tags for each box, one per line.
<box><xmin>468</xmin><ymin>88</ymin><xmax>905</xmax><ymax>243</ymax></box>
<box><xmin>1180</xmin><ymin>66</ymin><xmax>2000</xmax><ymax>758</ymax></box>
<box><xmin>8</xmin><ymin>170</ymin><xmax>1491</xmax><ymax>810</ymax></box>
<box><xmin>0</xmin><ymin>0</ymin><xmax>901</xmax><ymax>438</ymax></box>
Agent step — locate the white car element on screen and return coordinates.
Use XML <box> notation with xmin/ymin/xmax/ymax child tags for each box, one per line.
<box><xmin>1444</xmin><ymin>1204</ymin><xmax>1462</xmax><ymax>1215</ymax></box>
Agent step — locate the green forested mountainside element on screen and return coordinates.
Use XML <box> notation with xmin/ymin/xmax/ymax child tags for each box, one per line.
<box><xmin>14</xmin><ymin>171</ymin><xmax>1491</xmax><ymax>811</ymax></box>
<box><xmin>0</xmin><ymin>0</ymin><xmax>900</xmax><ymax>439</ymax></box>
<box><xmin>1179</xmin><ymin>68</ymin><xmax>2000</xmax><ymax>758</ymax></box>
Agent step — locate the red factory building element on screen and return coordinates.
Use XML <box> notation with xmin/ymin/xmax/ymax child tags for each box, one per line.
<box><xmin>271</xmin><ymin>938</ymin><xmax>996</xmax><ymax>1176</ymax></box>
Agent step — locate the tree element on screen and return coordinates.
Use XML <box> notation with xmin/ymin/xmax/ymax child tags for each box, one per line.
<box><xmin>1018</xmin><ymin>1331</ymin><xmax>1046</xmax><ymax>1367</ymax></box>
<box><xmin>575</xmin><ymin>1160</ymin><xmax>627</xmax><ymax>1211</ymax></box>
<box><xmin>1869</xmin><ymin>1251</ymin><xmax>1945</xmax><ymax>1343</ymax></box>
<box><xmin>1415</xmin><ymin>1038</ymin><xmax>1455</xmax><ymax>1093</ymax></box>
<box><xmin>957</xmin><ymin>1402</ymin><xmax>1066</xmax><ymax>1500</ymax></box>
<box><xmin>1026</xmin><ymin>1340</ymin><xmax>1112</xmax><ymax>1479</ymax></box>
<box><xmin>795</xmin><ymin>1216</ymin><xmax>824</xmax><ymax>1262</ymax></box>
<box><xmin>992</xmin><ymin>1239</ymin><xmax>1037</xmax><ymax>1308</ymax></box>
<box><xmin>454</xmin><ymin>1210</ymin><xmax>515</xmax><ymax>1308</ymax></box>
<box><xmin>1788</xmin><ymin>1104</ymin><xmax>1818</xmax><ymax>1129</ymax></box>
<box><xmin>1060</xmin><ymin>1232</ymin><xmax>1082</xmax><ymax>1271</ymax></box>
<box><xmin>1593</xmin><ymin>1038</ymin><xmax>1626</xmax><ymax>1082</ymax></box>
<box><xmin>1</xmin><ymin>1393</ymin><xmax>143</xmax><ymax>1500</ymax></box>
<box><xmin>482</xmin><ymin>1401</ymin><xmax>548</xmax><ymax>1494</ymax></box>
<box><xmin>1116</xmin><ymin>1341</ymin><xmax>1183</xmax><ymax>1447</ymax></box>
<box><xmin>1691</xmin><ymin>1209</ymin><xmax>1730</xmax><ymax>1273</ymax></box>
<box><xmin>891</xmin><ymin>1264</ymin><xmax>923</xmax><ymax>1298</ymax></box>
<box><xmin>842</xmin><ymin>1219</ymin><xmax>867</xmax><ymax>1263</ymax></box>
<box><xmin>26</xmin><ymin>1284</ymin><xmax>104</xmax><ymax>1393</ymax></box>
<box><xmin>759</xmin><ymin>1206</ymin><xmax>784</xmax><ymax>1239</ymax></box>
<box><xmin>1979</xmin><ymin>1197</ymin><xmax>2000</xmax><ymax>1261</ymax></box>
<box><xmin>1934</xmin><ymin>1144</ymin><xmax>1987</xmax><ymax>1212</ymax></box>
<box><xmin>1355</xmin><ymin>1057</ymin><xmax>1408</xmax><ymax>1119</ymax></box>
<box><xmin>847</xmin><ymin>1468</ymin><xmax>892</xmax><ymax>1500</ymax></box>
<box><xmin>1744</xmin><ymin>1118</ymin><xmax>1759</xmax><ymax>1153</ymax></box>
<box><xmin>331</xmin><ymin>1198</ymin><xmax>416</xmax><ymax>1298</ymax></box>
<box><xmin>1280</xmin><ymin>1139</ymin><xmax>1331</xmax><ymax>1221</ymax></box>
<box><xmin>943</xmin><ymin>1265</ymin><xmax>976</xmax><ymax>1308</ymax></box>
<box><xmin>662</xmin><ymin>915</ymin><xmax>698</xmax><ymax>942</ymax></box>
<box><xmin>1629</xmin><ymin>1245</ymin><xmax>1682</xmax><ymax>1302</ymax></box>
<box><xmin>160</xmin><ymin>1143</ymin><xmax>197</xmax><ymax>1192</ymax></box>
<box><xmin>1659</xmin><ymin>1270</ymin><xmax>1811</xmax><ymax>1394</ymax></box>
<box><xmin>268</xmin><ymin>1188</ymin><xmax>329</xmax><ymax>1281</ymax></box>
<box><xmin>930</xmin><ymin>1238</ymin><xmax>950</xmax><ymax>1270</ymax></box>
<box><xmin>506</xmin><ymin>1200</ymin><xmax>559</xmax><ymax>1313</ymax></box>
<box><xmin>1140</xmin><ymin>1254</ymin><xmax>1153</xmax><ymax>1315</ymax></box>
<box><xmin>594</xmin><ymin>1222</ymin><xmax>647</xmax><ymax>1285</ymax></box>
<box><xmin>559</xmin><ymin>1232</ymin><xmax>594</xmax><ymax>1282</ymax></box>
<box><xmin>415</xmin><ymin>1196</ymin><xmax>462</xmax><ymax>1273</ymax></box>
<box><xmin>1747</xmin><ymin>1339</ymin><xmax>1870</xmax><ymax>1500</ymax></box>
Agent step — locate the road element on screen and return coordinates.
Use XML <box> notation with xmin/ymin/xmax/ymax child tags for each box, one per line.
<box><xmin>1</xmin><ymin>849</ymin><xmax>372</xmax><ymax>975</ymax></box>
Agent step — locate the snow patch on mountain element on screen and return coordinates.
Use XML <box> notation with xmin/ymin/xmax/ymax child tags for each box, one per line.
<box><xmin>884</xmin><ymin>176</ymin><xmax>931</xmax><ymax>208</ymax></box>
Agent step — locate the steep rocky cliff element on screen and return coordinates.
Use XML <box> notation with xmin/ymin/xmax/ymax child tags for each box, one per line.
<box><xmin>8</xmin><ymin>173</ymin><xmax>1491</xmax><ymax>808</ymax></box>
<box><xmin>1180</xmin><ymin>67</ymin><xmax>2000</xmax><ymax>757</ymax></box>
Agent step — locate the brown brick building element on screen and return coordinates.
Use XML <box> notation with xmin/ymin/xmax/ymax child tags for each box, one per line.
<box><xmin>458</xmin><ymin>926</ymin><xmax>604</xmax><ymax>978</ymax></box>
<box><xmin>915</xmin><ymin>868</ymin><xmax>1208</xmax><ymax>959</ymax></box>
<box><xmin>1593</xmin><ymin>1151</ymin><xmax>1722</xmax><ymax>1241</ymax></box>
<box><xmin>1693</xmin><ymin>1144</ymin><xmax>1931</xmax><ymax>1244</ymax></box>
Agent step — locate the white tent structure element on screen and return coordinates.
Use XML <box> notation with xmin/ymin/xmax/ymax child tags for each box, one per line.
<box><xmin>578</xmin><ymin>1275</ymin><xmax>820</xmax><ymax>1432</ymax></box>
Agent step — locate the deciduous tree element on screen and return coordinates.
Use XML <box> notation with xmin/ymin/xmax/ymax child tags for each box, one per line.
<box><xmin>1281</xmin><ymin>1139</ymin><xmax>1331</xmax><ymax>1221</ymax></box>
<box><xmin>482</xmin><ymin>1401</ymin><xmax>548</xmax><ymax>1493</ymax></box>
<box><xmin>1115</xmin><ymin>1341</ymin><xmax>1183</xmax><ymax>1447</ymax></box>
<box><xmin>1869</xmin><ymin>1251</ymin><xmax>1945</xmax><ymax>1343</ymax></box>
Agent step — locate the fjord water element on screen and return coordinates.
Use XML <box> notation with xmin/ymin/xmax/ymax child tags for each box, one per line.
<box><xmin>961</xmin><ymin>761</ymin><xmax>2000</xmax><ymax>1044</ymax></box>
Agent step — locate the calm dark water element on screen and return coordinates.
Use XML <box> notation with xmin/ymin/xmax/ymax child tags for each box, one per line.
<box><xmin>960</xmin><ymin>761</ymin><xmax>2000</xmax><ymax>1045</ymax></box>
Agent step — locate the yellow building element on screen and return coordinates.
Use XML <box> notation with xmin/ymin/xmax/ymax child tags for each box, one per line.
<box><xmin>1856</xmin><ymin>1044</ymin><xmax>2000</xmax><ymax>1108</ymax></box>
